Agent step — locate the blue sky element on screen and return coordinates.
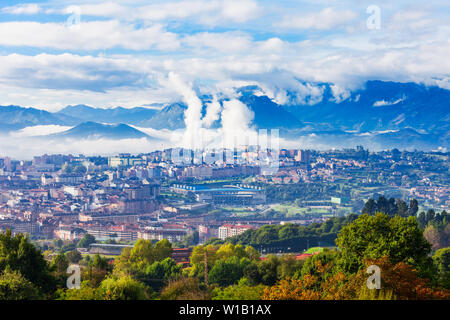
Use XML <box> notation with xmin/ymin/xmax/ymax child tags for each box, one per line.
<box><xmin>0</xmin><ymin>0</ymin><xmax>449</xmax><ymax>110</ymax></box>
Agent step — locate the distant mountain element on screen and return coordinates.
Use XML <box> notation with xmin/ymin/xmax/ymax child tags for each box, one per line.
<box><xmin>284</xmin><ymin>81</ymin><xmax>450</xmax><ymax>134</ymax></box>
<box><xmin>0</xmin><ymin>105</ymin><xmax>78</xmax><ymax>129</ymax></box>
<box><xmin>139</xmin><ymin>103</ymin><xmax>187</xmax><ymax>130</ymax></box>
<box><xmin>52</xmin><ymin>122</ymin><xmax>150</xmax><ymax>139</ymax></box>
<box><xmin>57</xmin><ymin>105</ymin><xmax>158</xmax><ymax>125</ymax></box>
<box><xmin>238</xmin><ymin>92</ymin><xmax>303</xmax><ymax>129</ymax></box>
<box><xmin>1</xmin><ymin>80</ymin><xmax>448</xmax><ymax>150</ymax></box>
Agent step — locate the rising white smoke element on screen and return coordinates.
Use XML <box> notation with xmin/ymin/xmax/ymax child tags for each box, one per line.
<box><xmin>168</xmin><ymin>72</ymin><xmax>204</xmax><ymax>148</ymax></box>
<box><xmin>202</xmin><ymin>95</ymin><xmax>222</xmax><ymax>128</ymax></box>
<box><xmin>167</xmin><ymin>72</ymin><xmax>258</xmax><ymax>150</ymax></box>
<box><xmin>220</xmin><ymin>99</ymin><xmax>255</xmax><ymax>148</ymax></box>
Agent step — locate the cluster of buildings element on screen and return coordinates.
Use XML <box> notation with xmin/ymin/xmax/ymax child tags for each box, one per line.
<box><xmin>0</xmin><ymin>147</ymin><xmax>447</xmax><ymax>250</ymax></box>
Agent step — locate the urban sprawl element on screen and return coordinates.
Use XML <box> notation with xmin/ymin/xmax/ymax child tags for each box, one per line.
<box><xmin>0</xmin><ymin>147</ymin><xmax>448</xmax><ymax>258</ymax></box>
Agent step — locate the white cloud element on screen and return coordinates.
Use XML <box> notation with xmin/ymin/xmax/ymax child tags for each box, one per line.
<box><xmin>2</xmin><ymin>3</ymin><xmax>41</xmax><ymax>15</ymax></box>
<box><xmin>276</xmin><ymin>8</ymin><xmax>357</xmax><ymax>30</ymax></box>
<box><xmin>183</xmin><ymin>32</ymin><xmax>253</xmax><ymax>53</ymax></box>
<box><xmin>220</xmin><ymin>0</ymin><xmax>260</xmax><ymax>23</ymax></box>
<box><xmin>0</xmin><ymin>21</ymin><xmax>180</xmax><ymax>51</ymax></box>
<box><xmin>9</xmin><ymin>125</ymin><xmax>72</xmax><ymax>138</ymax></box>
<box><xmin>373</xmin><ymin>97</ymin><xmax>406</xmax><ymax>107</ymax></box>
<box><xmin>58</xmin><ymin>0</ymin><xmax>260</xmax><ymax>25</ymax></box>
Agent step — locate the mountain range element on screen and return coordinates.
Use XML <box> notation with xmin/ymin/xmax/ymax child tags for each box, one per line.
<box><xmin>0</xmin><ymin>81</ymin><xmax>449</xmax><ymax>150</ymax></box>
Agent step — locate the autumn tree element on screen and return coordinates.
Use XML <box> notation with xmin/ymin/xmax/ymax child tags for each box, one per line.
<box><xmin>341</xmin><ymin>257</ymin><xmax>450</xmax><ymax>300</ymax></box>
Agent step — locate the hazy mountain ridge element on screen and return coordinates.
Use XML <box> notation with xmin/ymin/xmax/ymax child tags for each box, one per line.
<box><xmin>51</xmin><ymin>122</ymin><xmax>150</xmax><ymax>139</ymax></box>
<box><xmin>0</xmin><ymin>80</ymin><xmax>448</xmax><ymax>149</ymax></box>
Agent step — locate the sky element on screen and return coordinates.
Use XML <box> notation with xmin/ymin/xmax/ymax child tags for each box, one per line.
<box><xmin>0</xmin><ymin>0</ymin><xmax>449</xmax><ymax>111</ymax></box>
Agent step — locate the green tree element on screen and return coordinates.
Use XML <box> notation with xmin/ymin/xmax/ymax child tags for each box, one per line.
<box><xmin>0</xmin><ymin>269</ymin><xmax>42</xmax><ymax>300</ymax></box>
<box><xmin>57</xmin><ymin>280</ymin><xmax>102</xmax><ymax>300</ymax></box>
<box><xmin>160</xmin><ymin>277</ymin><xmax>211</xmax><ymax>300</ymax></box>
<box><xmin>113</xmin><ymin>239</ymin><xmax>172</xmax><ymax>276</ymax></box>
<box><xmin>277</xmin><ymin>254</ymin><xmax>305</xmax><ymax>279</ymax></box>
<box><xmin>433</xmin><ymin>248</ymin><xmax>450</xmax><ymax>289</ymax></box>
<box><xmin>209</xmin><ymin>256</ymin><xmax>248</xmax><ymax>287</ymax></box>
<box><xmin>154</xmin><ymin>239</ymin><xmax>173</xmax><ymax>261</ymax></box>
<box><xmin>99</xmin><ymin>276</ymin><xmax>151</xmax><ymax>300</ymax></box>
<box><xmin>89</xmin><ymin>254</ymin><xmax>109</xmax><ymax>270</ymax></box>
<box><xmin>77</xmin><ymin>233</ymin><xmax>96</xmax><ymax>248</ymax></box>
<box><xmin>66</xmin><ymin>250</ymin><xmax>82</xmax><ymax>264</ymax></box>
<box><xmin>409</xmin><ymin>199</ymin><xmax>419</xmax><ymax>217</ymax></box>
<box><xmin>362</xmin><ymin>199</ymin><xmax>376</xmax><ymax>215</ymax></box>
<box><xmin>278</xmin><ymin>224</ymin><xmax>298</xmax><ymax>240</ymax></box>
<box><xmin>335</xmin><ymin>213</ymin><xmax>431</xmax><ymax>275</ymax></box>
<box><xmin>52</xmin><ymin>252</ymin><xmax>69</xmax><ymax>273</ymax></box>
<box><xmin>396</xmin><ymin>199</ymin><xmax>409</xmax><ymax>217</ymax></box>
<box><xmin>243</xmin><ymin>262</ymin><xmax>261</xmax><ymax>285</ymax></box>
<box><xmin>257</xmin><ymin>255</ymin><xmax>280</xmax><ymax>286</ymax></box>
<box><xmin>212</xmin><ymin>278</ymin><xmax>266</xmax><ymax>300</ymax></box>
<box><xmin>0</xmin><ymin>230</ymin><xmax>55</xmax><ymax>294</ymax></box>
<box><xmin>143</xmin><ymin>258</ymin><xmax>182</xmax><ymax>291</ymax></box>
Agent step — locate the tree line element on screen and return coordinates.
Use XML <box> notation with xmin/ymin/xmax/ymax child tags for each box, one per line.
<box><xmin>0</xmin><ymin>198</ymin><xmax>448</xmax><ymax>300</ymax></box>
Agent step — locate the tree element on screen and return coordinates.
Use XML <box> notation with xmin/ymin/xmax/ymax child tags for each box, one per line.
<box><xmin>335</xmin><ymin>213</ymin><xmax>431</xmax><ymax>275</ymax></box>
<box><xmin>261</xmin><ymin>276</ymin><xmax>321</xmax><ymax>300</ymax></box>
<box><xmin>396</xmin><ymin>199</ymin><xmax>409</xmax><ymax>217</ymax></box>
<box><xmin>160</xmin><ymin>277</ymin><xmax>211</xmax><ymax>300</ymax></box>
<box><xmin>277</xmin><ymin>254</ymin><xmax>305</xmax><ymax>279</ymax></box>
<box><xmin>0</xmin><ymin>269</ymin><xmax>42</xmax><ymax>300</ymax></box>
<box><xmin>209</xmin><ymin>256</ymin><xmax>248</xmax><ymax>287</ymax></box>
<box><xmin>85</xmin><ymin>254</ymin><xmax>110</xmax><ymax>287</ymax></box>
<box><xmin>299</xmin><ymin>249</ymin><xmax>339</xmax><ymax>282</ymax></box>
<box><xmin>426</xmin><ymin>209</ymin><xmax>436</xmax><ymax>224</ymax></box>
<box><xmin>278</xmin><ymin>224</ymin><xmax>298</xmax><ymax>240</ymax></box>
<box><xmin>263</xmin><ymin>256</ymin><xmax>450</xmax><ymax>300</ymax></box>
<box><xmin>61</xmin><ymin>243</ymin><xmax>77</xmax><ymax>253</ymax></box>
<box><xmin>153</xmin><ymin>239</ymin><xmax>173</xmax><ymax>261</ymax></box>
<box><xmin>423</xmin><ymin>225</ymin><xmax>441</xmax><ymax>250</ymax></box>
<box><xmin>257</xmin><ymin>255</ymin><xmax>280</xmax><ymax>286</ymax></box>
<box><xmin>77</xmin><ymin>233</ymin><xmax>96</xmax><ymax>248</ymax></box>
<box><xmin>212</xmin><ymin>278</ymin><xmax>266</xmax><ymax>300</ymax></box>
<box><xmin>433</xmin><ymin>248</ymin><xmax>450</xmax><ymax>289</ymax></box>
<box><xmin>362</xmin><ymin>199</ymin><xmax>376</xmax><ymax>215</ymax></box>
<box><xmin>409</xmin><ymin>199</ymin><xmax>419</xmax><ymax>217</ymax></box>
<box><xmin>243</xmin><ymin>262</ymin><xmax>261</xmax><ymax>286</ymax></box>
<box><xmin>188</xmin><ymin>245</ymin><xmax>219</xmax><ymax>279</ymax></box>
<box><xmin>57</xmin><ymin>280</ymin><xmax>102</xmax><ymax>300</ymax></box>
<box><xmin>99</xmin><ymin>276</ymin><xmax>151</xmax><ymax>300</ymax></box>
<box><xmin>66</xmin><ymin>250</ymin><xmax>82</xmax><ymax>264</ymax></box>
<box><xmin>143</xmin><ymin>258</ymin><xmax>182</xmax><ymax>291</ymax></box>
<box><xmin>341</xmin><ymin>257</ymin><xmax>450</xmax><ymax>300</ymax></box>
<box><xmin>52</xmin><ymin>252</ymin><xmax>69</xmax><ymax>273</ymax></box>
<box><xmin>0</xmin><ymin>229</ymin><xmax>55</xmax><ymax>294</ymax></box>
<box><xmin>113</xmin><ymin>239</ymin><xmax>172</xmax><ymax>277</ymax></box>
